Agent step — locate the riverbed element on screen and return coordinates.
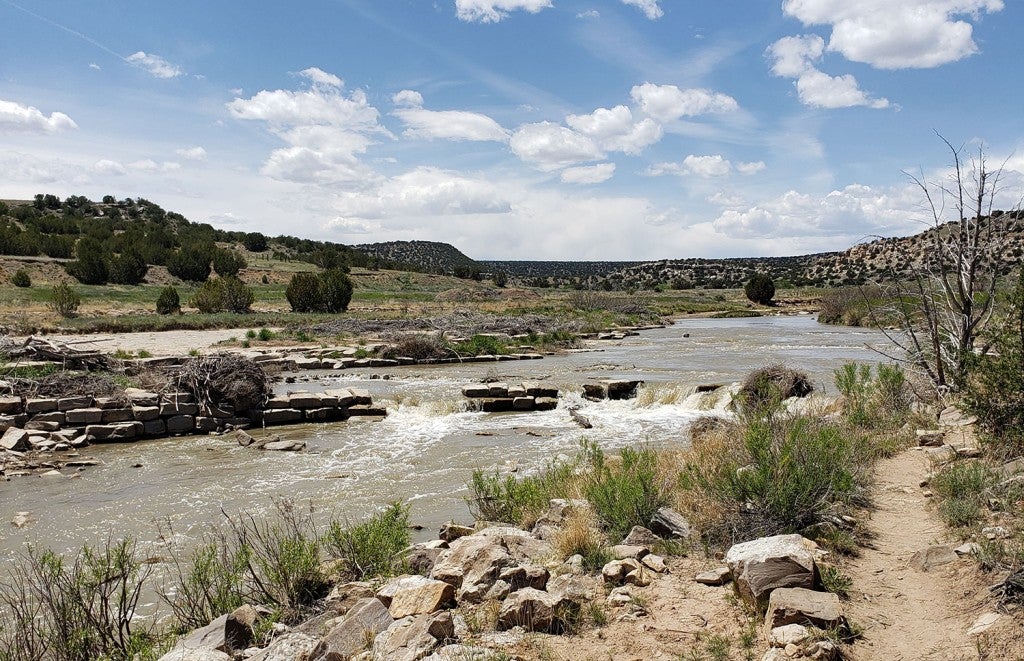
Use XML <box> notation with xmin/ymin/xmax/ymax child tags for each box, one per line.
<box><xmin>0</xmin><ymin>316</ymin><xmax>888</xmax><ymax>560</ymax></box>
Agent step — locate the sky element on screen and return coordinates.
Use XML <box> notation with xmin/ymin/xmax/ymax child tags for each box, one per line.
<box><xmin>1</xmin><ymin>0</ymin><xmax>1022</xmax><ymax>261</ymax></box>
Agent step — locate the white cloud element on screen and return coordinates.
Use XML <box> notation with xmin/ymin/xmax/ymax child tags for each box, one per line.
<box><xmin>712</xmin><ymin>183</ymin><xmax>921</xmax><ymax>238</ymax></box>
<box><xmin>707</xmin><ymin>191</ymin><xmax>747</xmax><ymax>207</ymax></box>
<box><xmin>0</xmin><ymin>99</ymin><xmax>77</xmax><ymax>133</ymax></box>
<box><xmin>175</xmin><ymin>146</ymin><xmax>207</xmax><ymax>161</ymax></box>
<box><xmin>736</xmin><ymin>161</ymin><xmax>766</xmax><ymax>175</ymax></box>
<box><xmin>394</xmin><ymin>107</ymin><xmax>510</xmax><ymax>142</ymax></box>
<box><xmin>509</xmin><ymin>122</ymin><xmax>603</xmax><ymax>171</ymax></box>
<box><xmin>93</xmin><ymin>159</ymin><xmax>127</xmax><ymax>176</ymax></box>
<box><xmin>620</xmin><ymin>0</ymin><xmax>663</xmax><ymax>19</ymax></box>
<box><xmin>630</xmin><ymin>83</ymin><xmax>738</xmax><ymax>122</ymax></box>
<box><xmin>89</xmin><ymin>63</ymin><xmax>101</xmax><ymax>71</ymax></box>
<box><xmin>299</xmin><ymin>67</ymin><xmax>342</xmax><ymax>88</ymax></box>
<box><xmin>126</xmin><ymin>51</ymin><xmax>183</xmax><ymax>79</ymax></box>
<box><xmin>560</xmin><ymin>163</ymin><xmax>616</xmax><ymax>184</ymax></box>
<box><xmin>329</xmin><ymin>167</ymin><xmax>512</xmax><ymax>222</ymax></box>
<box><xmin>127</xmin><ymin>159</ymin><xmax>181</xmax><ymax>172</ymax></box>
<box><xmin>577</xmin><ymin>10</ymin><xmax>600</xmax><ymax>19</ymax></box>
<box><xmin>767</xmin><ymin>35</ymin><xmax>889</xmax><ymax>109</ymax></box>
<box><xmin>392</xmin><ymin>89</ymin><xmax>424</xmax><ymax>107</ymax></box>
<box><xmin>455</xmin><ymin>0</ymin><xmax>553</xmax><ymax>23</ymax></box>
<box><xmin>647</xmin><ymin>154</ymin><xmax>732</xmax><ymax>177</ymax></box>
<box><xmin>227</xmin><ymin>70</ymin><xmax>388</xmax><ymax>185</ymax></box>
<box><xmin>782</xmin><ymin>0</ymin><xmax>1004</xmax><ymax>69</ymax></box>
<box><xmin>566</xmin><ymin>105</ymin><xmax>662</xmax><ymax>155</ymax></box>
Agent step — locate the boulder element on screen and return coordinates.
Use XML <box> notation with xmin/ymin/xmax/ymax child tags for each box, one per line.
<box><xmin>471</xmin><ymin>526</ymin><xmax>552</xmax><ymax>562</ymax></box>
<box><xmin>610</xmin><ymin>544</ymin><xmax>649</xmax><ymax>560</ymax></box>
<box><xmin>372</xmin><ymin>612</ymin><xmax>454</xmax><ymax>661</ymax></box>
<box><xmin>235</xmin><ymin>429</ymin><xmax>256</xmax><ymax>447</ymax></box>
<box><xmin>534</xmin><ymin>397</ymin><xmax>559</xmax><ymax>411</ymax></box>
<box><xmin>768</xmin><ymin>623</ymin><xmax>811</xmax><ymax>647</ymax></box>
<box><xmin>260</xmin><ymin>439</ymin><xmax>306</xmax><ymax>452</ymax></box>
<box><xmin>496</xmin><ymin>588</ymin><xmax>577</xmax><ymax>633</ymax></box>
<box><xmin>376</xmin><ymin>575</ymin><xmax>455</xmax><ymax>618</ymax></box>
<box><xmin>648</xmin><ymin>507</ymin><xmax>692</xmax><ymax>539</ymax></box>
<box><xmin>765</xmin><ymin>587</ymin><xmax>844</xmax><ymax>631</ymax></box>
<box><xmin>623</xmin><ymin>525</ymin><xmax>661</xmax><ymax>546</ymax></box>
<box><xmin>0</xmin><ymin>427</ymin><xmax>29</xmax><ymax>451</ymax></box>
<box><xmin>309</xmin><ymin>597</ymin><xmax>393</xmax><ymax>661</ymax></box>
<box><xmin>85</xmin><ymin>422</ymin><xmax>143</xmax><ymax>442</ymax></box>
<box><xmin>641</xmin><ymin>554</ymin><xmax>667</xmax><ymax>573</ymax></box>
<box><xmin>287</xmin><ymin>392</ymin><xmax>323</xmax><ymax>409</ymax></box>
<box><xmin>426</xmin><ymin>645</ymin><xmax>506</xmax><ymax>660</ymax></box>
<box><xmin>160</xmin><ymin>401</ymin><xmax>200</xmax><ymax>416</ymax></box>
<box><xmin>131</xmin><ymin>406</ymin><xmax>161</xmax><ymax>421</ymax></box>
<box><xmin>498</xmin><ymin>564</ymin><xmax>549</xmax><ymax>591</ymax></box>
<box><xmin>462</xmin><ymin>385</ymin><xmax>491</xmax><ymax>398</ymax></box>
<box><xmin>725</xmin><ymin>535</ymin><xmax>821</xmax><ymax>609</ymax></box>
<box><xmin>430</xmin><ymin>535</ymin><xmax>513</xmax><ymax>600</ymax></box>
<box><xmin>165</xmin><ymin>415</ymin><xmax>196</xmax><ymax>435</ymax></box>
<box><xmin>24</xmin><ymin>398</ymin><xmax>57</xmax><ymax>414</ymax></box>
<box><xmin>604</xmin><ymin>379</ymin><xmax>642</xmax><ymax>400</ymax></box>
<box><xmin>325</xmin><ymin>581</ymin><xmax>375</xmax><ymax>614</ymax></box>
<box><xmin>125</xmin><ymin>388</ymin><xmax>160</xmax><ymax>406</ymax></box>
<box><xmin>546</xmin><ymin>573</ymin><xmax>602</xmax><ymax>604</ymax></box>
<box><xmin>406</xmin><ymin>545</ymin><xmax>445</xmax><ymax>576</ymax></box>
<box><xmin>158</xmin><ymin>611</ymin><xmax>252</xmax><ymax>661</ymax></box>
<box><xmin>261</xmin><ymin>409</ymin><xmax>303</xmax><ymax>424</ymax></box>
<box><xmin>438</xmin><ymin>522</ymin><xmax>474</xmax><ymax>542</ymax></box>
<box><xmin>57</xmin><ymin>396</ymin><xmax>93</xmax><ymax>411</ymax></box>
<box><xmin>101</xmin><ymin>407</ymin><xmax>133</xmax><ymax>423</ymax></box>
<box><xmin>512</xmin><ymin>397</ymin><xmax>536</xmax><ymax>411</ymax></box>
<box><xmin>916</xmin><ymin>429</ymin><xmax>945</xmax><ymax>447</ymax></box>
<box><xmin>65</xmin><ymin>408</ymin><xmax>104</xmax><ymax>425</ymax></box>
<box><xmin>0</xmin><ymin>396</ymin><xmax>23</xmax><ymax>414</ymax></box>
<box><xmin>246</xmin><ymin>633</ymin><xmax>318</xmax><ymax>661</ymax></box>
<box><xmin>695</xmin><ymin>567</ymin><xmax>732</xmax><ymax>586</ymax></box>
<box><xmin>522</xmin><ymin>382</ymin><xmax>559</xmax><ymax>398</ymax></box>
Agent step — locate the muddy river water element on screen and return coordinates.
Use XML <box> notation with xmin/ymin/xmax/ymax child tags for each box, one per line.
<box><xmin>0</xmin><ymin>316</ymin><xmax>889</xmax><ymax>561</ymax></box>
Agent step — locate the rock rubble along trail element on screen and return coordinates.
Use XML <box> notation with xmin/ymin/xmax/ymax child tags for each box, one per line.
<box><xmin>846</xmin><ymin>449</ymin><xmax>977</xmax><ymax>660</ymax></box>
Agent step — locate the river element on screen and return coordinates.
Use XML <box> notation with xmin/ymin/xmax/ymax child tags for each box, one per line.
<box><xmin>0</xmin><ymin>315</ymin><xmax>888</xmax><ymax>561</ymax></box>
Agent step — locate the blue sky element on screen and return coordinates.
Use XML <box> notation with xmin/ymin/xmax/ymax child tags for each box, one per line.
<box><xmin>1</xmin><ymin>0</ymin><xmax>1021</xmax><ymax>260</ymax></box>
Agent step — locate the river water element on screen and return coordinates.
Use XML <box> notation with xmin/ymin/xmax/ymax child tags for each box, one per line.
<box><xmin>0</xmin><ymin>316</ymin><xmax>887</xmax><ymax>560</ymax></box>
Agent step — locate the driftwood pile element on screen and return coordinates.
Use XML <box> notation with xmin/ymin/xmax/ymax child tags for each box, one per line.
<box><xmin>7</xmin><ymin>336</ymin><xmax>117</xmax><ymax>371</ymax></box>
<box><xmin>172</xmin><ymin>353</ymin><xmax>271</xmax><ymax>412</ymax></box>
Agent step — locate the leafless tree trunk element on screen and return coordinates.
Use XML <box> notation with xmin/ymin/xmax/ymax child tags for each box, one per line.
<box><xmin>867</xmin><ymin>136</ymin><xmax>1021</xmax><ymax>391</ymax></box>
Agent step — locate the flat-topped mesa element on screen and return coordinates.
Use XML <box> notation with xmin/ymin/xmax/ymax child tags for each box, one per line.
<box><xmin>462</xmin><ymin>381</ymin><xmax>559</xmax><ymax>413</ymax></box>
<box><xmin>583</xmin><ymin>379</ymin><xmax>643</xmax><ymax>401</ymax></box>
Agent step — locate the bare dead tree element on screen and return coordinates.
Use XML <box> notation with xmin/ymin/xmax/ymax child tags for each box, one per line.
<box><xmin>867</xmin><ymin>136</ymin><xmax>1022</xmax><ymax>391</ymax></box>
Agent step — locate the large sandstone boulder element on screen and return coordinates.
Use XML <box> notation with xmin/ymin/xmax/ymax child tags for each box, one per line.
<box><xmin>496</xmin><ymin>588</ymin><xmax>577</xmax><ymax>633</ymax></box>
<box><xmin>372</xmin><ymin>612</ymin><xmax>454</xmax><ymax>661</ymax></box>
<box><xmin>246</xmin><ymin>633</ymin><xmax>318</xmax><ymax>661</ymax></box>
<box><xmin>430</xmin><ymin>535</ymin><xmax>513</xmax><ymax>600</ymax></box>
<box><xmin>765</xmin><ymin>587</ymin><xmax>844</xmax><ymax>631</ymax></box>
<box><xmin>308</xmin><ymin>597</ymin><xmax>393</xmax><ymax>660</ymax></box>
<box><xmin>158</xmin><ymin>610</ymin><xmax>252</xmax><ymax>661</ymax></box>
<box><xmin>725</xmin><ymin>534</ymin><xmax>821</xmax><ymax>608</ymax></box>
<box><xmin>376</xmin><ymin>575</ymin><xmax>455</xmax><ymax>618</ymax></box>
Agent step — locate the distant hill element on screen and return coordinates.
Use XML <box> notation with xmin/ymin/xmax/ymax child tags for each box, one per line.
<box><xmin>355</xmin><ymin>241</ymin><xmax>482</xmax><ymax>276</ymax></box>
<box><xmin>479</xmin><ymin>260</ymin><xmax>642</xmax><ymax>280</ymax></box>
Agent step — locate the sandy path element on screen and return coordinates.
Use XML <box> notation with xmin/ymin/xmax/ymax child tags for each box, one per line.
<box><xmin>20</xmin><ymin>329</ymin><xmax>262</xmax><ymax>356</ymax></box>
<box><xmin>846</xmin><ymin>449</ymin><xmax>978</xmax><ymax>660</ymax></box>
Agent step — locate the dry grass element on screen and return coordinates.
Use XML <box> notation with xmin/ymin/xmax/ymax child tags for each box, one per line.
<box><xmin>552</xmin><ymin>507</ymin><xmax>607</xmax><ymax>562</ymax></box>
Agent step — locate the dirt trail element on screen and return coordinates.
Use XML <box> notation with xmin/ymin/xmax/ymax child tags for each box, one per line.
<box><xmin>846</xmin><ymin>449</ymin><xmax>979</xmax><ymax>660</ymax></box>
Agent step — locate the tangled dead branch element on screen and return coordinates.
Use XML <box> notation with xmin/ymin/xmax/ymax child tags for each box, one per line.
<box><xmin>172</xmin><ymin>354</ymin><xmax>270</xmax><ymax>412</ymax></box>
<box><xmin>8</xmin><ymin>337</ymin><xmax>117</xmax><ymax>372</ymax></box>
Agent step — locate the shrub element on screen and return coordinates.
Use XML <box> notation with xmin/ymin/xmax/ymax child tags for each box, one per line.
<box><xmin>323</xmin><ymin>503</ymin><xmax>411</xmax><ymax>581</ymax></box>
<box><xmin>744</xmin><ymin>273</ymin><xmax>775</xmax><ymax>305</ymax></box>
<box><xmin>11</xmin><ymin>269</ymin><xmax>30</xmax><ymax>287</ymax></box>
<box><xmin>319</xmin><ymin>269</ymin><xmax>353</xmax><ymax>313</ymax></box>
<box><xmin>931</xmin><ymin>461</ymin><xmax>995</xmax><ymax>528</ymax></box>
<box><xmin>380</xmin><ymin>333</ymin><xmax>450</xmax><ymax>361</ymax></box>
<box><xmin>212</xmin><ymin>248</ymin><xmax>246</xmax><ymax>278</ymax></box>
<box><xmin>552</xmin><ymin>508</ymin><xmax>610</xmax><ymax>571</ymax></box>
<box><xmin>242</xmin><ymin>232</ymin><xmax>268</xmax><ymax>252</ymax></box>
<box><xmin>107</xmin><ymin>251</ymin><xmax>148</xmax><ymax>285</ymax></box>
<box><xmin>190</xmin><ymin>277</ymin><xmax>254</xmax><ymax>313</ymax></box>
<box><xmin>467</xmin><ymin>458</ymin><xmax>579</xmax><ymax>528</ymax></box>
<box><xmin>48</xmin><ymin>283</ymin><xmax>81</xmax><ymax>317</ymax></box>
<box><xmin>167</xmin><ymin>247</ymin><xmax>211</xmax><ymax>282</ymax></box>
<box><xmin>156</xmin><ymin>286</ymin><xmax>181</xmax><ymax>315</ymax></box>
<box><xmin>65</xmin><ymin>237</ymin><xmax>109</xmax><ymax>284</ymax></box>
<box><xmin>285</xmin><ymin>270</ymin><xmax>353</xmax><ymax>313</ymax></box>
<box><xmin>163</xmin><ymin>541</ymin><xmax>247</xmax><ymax>632</ymax></box>
<box><xmin>285</xmin><ymin>272</ymin><xmax>320</xmax><ymax>312</ymax></box>
<box><xmin>835</xmin><ymin>362</ymin><xmax>909</xmax><ymax>429</ymax></box>
<box><xmin>584</xmin><ymin>443</ymin><xmax>667</xmax><ymax>542</ymax></box>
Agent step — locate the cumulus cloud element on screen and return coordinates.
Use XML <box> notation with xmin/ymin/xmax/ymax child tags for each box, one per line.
<box><xmin>0</xmin><ymin>99</ymin><xmax>77</xmax><ymax>133</ymax></box>
<box><xmin>93</xmin><ymin>159</ymin><xmax>127</xmax><ymax>176</ymax></box>
<box><xmin>767</xmin><ymin>35</ymin><xmax>889</xmax><ymax>109</ymax></box>
<box><xmin>175</xmin><ymin>146</ymin><xmax>207</xmax><ymax>161</ymax></box>
<box><xmin>394</xmin><ymin>104</ymin><xmax>509</xmax><ymax>142</ymax></box>
<box><xmin>455</xmin><ymin>0</ymin><xmax>553</xmax><ymax>23</ymax></box>
<box><xmin>566</xmin><ymin>105</ymin><xmax>662</xmax><ymax>155</ymax></box>
<box><xmin>576</xmin><ymin>10</ymin><xmax>600</xmax><ymax>19</ymax></box>
<box><xmin>736</xmin><ymin>161</ymin><xmax>766</xmax><ymax>175</ymax></box>
<box><xmin>560</xmin><ymin>163</ymin><xmax>616</xmax><ymax>184</ymax></box>
<box><xmin>509</xmin><ymin>122</ymin><xmax>603</xmax><ymax>171</ymax></box>
<box><xmin>712</xmin><ymin>183</ymin><xmax>921</xmax><ymax>238</ymax></box>
<box><xmin>126</xmin><ymin>51</ymin><xmax>183</xmax><ymax>79</ymax></box>
<box><xmin>620</xmin><ymin>0</ymin><xmax>663</xmax><ymax>19</ymax></box>
<box><xmin>128</xmin><ymin>159</ymin><xmax>181</xmax><ymax>172</ymax></box>
<box><xmin>782</xmin><ymin>0</ymin><xmax>1003</xmax><ymax>69</ymax></box>
<box><xmin>227</xmin><ymin>69</ymin><xmax>389</xmax><ymax>185</ymax></box>
<box><xmin>392</xmin><ymin>89</ymin><xmax>425</xmax><ymax>107</ymax></box>
<box><xmin>328</xmin><ymin>167</ymin><xmax>513</xmax><ymax>222</ymax></box>
<box><xmin>647</xmin><ymin>154</ymin><xmax>735</xmax><ymax>178</ymax></box>
<box><xmin>630</xmin><ymin>84</ymin><xmax>738</xmax><ymax>122</ymax></box>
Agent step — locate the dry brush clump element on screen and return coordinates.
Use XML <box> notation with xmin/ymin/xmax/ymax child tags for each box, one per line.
<box><xmin>736</xmin><ymin>364</ymin><xmax>813</xmax><ymax>415</ymax></box>
<box><xmin>171</xmin><ymin>353</ymin><xmax>270</xmax><ymax>411</ymax></box>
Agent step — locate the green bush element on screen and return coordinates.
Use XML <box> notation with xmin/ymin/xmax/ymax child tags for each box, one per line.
<box><xmin>835</xmin><ymin>362</ymin><xmax>909</xmax><ymax>429</ymax></box>
<box><xmin>10</xmin><ymin>269</ymin><xmax>30</xmax><ymax>288</ymax></box>
<box><xmin>107</xmin><ymin>251</ymin><xmax>148</xmax><ymax>285</ymax></box>
<box><xmin>931</xmin><ymin>461</ymin><xmax>995</xmax><ymax>528</ymax></box>
<box><xmin>156</xmin><ymin>286</ymin><xmax>181</xmax><ymax>315</ymax></box>
<box><xmin>212</xmin><ymin>248</ymin><xmax>246</xmax><ymax>278</ymax></box>
<box><xmin>744</xmin><ymin>273</ymin><xmax>775</xmax><ymax>305</ymax></box>
<box><xmin>48</xmin><ymin>283</ymin><xmax>81</xmax><ymax>317</ymax></box>
<box><xmin>468</xmin><ymin>459</ymin><xmax>578</xmax><ymax>527</ymax></box>
<box><xmin>285</xmin><ymin>270</ymin><xmax>353</xmax><ymax>313</ymax></box>
<box><xmin>584</xmin><ymin>443</ymin><xmax>667</xmax><ymax>541</ymax></box>
<box><xmin>190</xmin><ymin>277</ymin><xmax>253</xmax><ymax>313</ymax></box>
<box><xmin>323</xmin><ymin>503</ymin><xmax>411</xmax><ymax>581</ymax></box>
<box><xmin>285</xmin><ymin>272</ymin><xmax>320</xmax><ymax>312</ymax></box>
<box><xmin>167</xmin><ymin>247</ymin><xmax>211</xmax><ymax>282</ymax></box>
<box><xmin>164</xmin><ymin>542</ymin><xmax>247</xmax><ymax>632</ymax></box>
<box><xmin>964</xmin><ymin>268</ymin><xmax>1024</xmax><ymax>456</ymax></box>
<box><xmin>65</xmin><ymin>237</ymin><xmax>109</xmax><ymax>284</ymax></box>
<box><xmin>452</xmin><ymin>334</ymin><xmax>507</xmax><ymax>356</ymax></box>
